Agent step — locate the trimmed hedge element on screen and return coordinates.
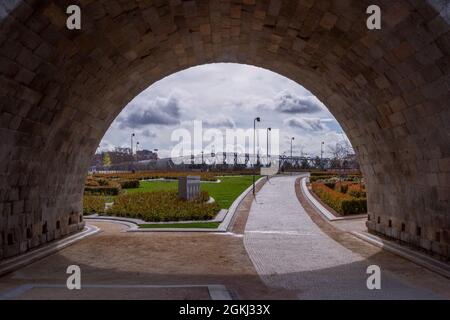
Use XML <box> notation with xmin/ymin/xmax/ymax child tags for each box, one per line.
<box><xmin>309</xmin><ymin>175</ymin><xmax>334</xmax><ymax>182</ymax></box>
<box><xmin>107</xmin><ymin>190</ymin><xmax>219</xmax><ymax>222</ymax></box>
<box><xmin>341</xmin><ymin>198</ymin><xmax>367</xmax><ymax>215</ymax></box>
<box><xmin>117</xmin><ymin>179</ymin><xmax>140</xmax><ymax>189</ymax></box>
<box><xmin>83</xmin><ymin>196</ymin><xmax>106</xmax><ymax>214</ymax></box>
<box><xmin>93</xmin><ymin>171</ymin><xmax>218</xmax><ymax>181</ymax></box>
<box><xmin>348</xmin><ymin>183</ymin><xmax>366</xmax><ymax>198</ymax></box>
<box><xmin>311</xmin><ymin>182</ymin><xmax>367</xmax><ymax>215</ymax></box>
<box><xmin>310</xmin><ymin>172</ymin><xmax>334</xmax><ymax>177</ymax></box>
<box><xmin>340</xmin><ymin>184</ymin><xmax>348</xmax><ymax>194</ymax></box>
<box><xmin>324</xmin><ymin>181</ymin><xmax>336</xmax><ymax>189</ymax></box>
<box><xmin>84</xmin><ymin>185</ymin><xmax>121</xmax><ymax>196</ymax></box>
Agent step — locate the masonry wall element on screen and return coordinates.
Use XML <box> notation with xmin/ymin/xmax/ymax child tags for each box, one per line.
<box><xmin>0</xmin><ymin>0</ymin><xmax>449</xmax><ymax>260</ymax></box>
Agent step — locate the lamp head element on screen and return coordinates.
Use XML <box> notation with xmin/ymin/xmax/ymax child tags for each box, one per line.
<box><xmin>268</xmin><ymin>127</ymin><xmax>272</xmax><ymax>131</ymax></box>
<box><xmin>255</xmin><ymin>117</ymin><xmax>261</xmax><ymax>122</ymax></box>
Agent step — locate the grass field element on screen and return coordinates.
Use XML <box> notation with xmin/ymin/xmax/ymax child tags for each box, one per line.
<box><xmin>138</xmin><ymin>221</ymin><xmax>221</xmax><ymax>229</ymax></box>
<box><xmin>126</xmin><ymin>175</ymin><xmax>260</xmax><ymax>209</ymax></box>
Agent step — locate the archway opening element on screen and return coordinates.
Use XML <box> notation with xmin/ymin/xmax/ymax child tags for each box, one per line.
<box><xmin>0</xmin><ymin>0</ymin><xmax>448</xmax><ymax>261</ymax></box>
<box><xmin>84</xmin><ymin>62</ymin><xmax>363</xmax><ymax>227</ymax></box>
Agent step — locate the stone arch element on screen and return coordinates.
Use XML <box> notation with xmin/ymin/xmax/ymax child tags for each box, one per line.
<box><xmin>0</xmin><ymin>0</ymin><xmax>449</xmax><ymax>259</ymax></box>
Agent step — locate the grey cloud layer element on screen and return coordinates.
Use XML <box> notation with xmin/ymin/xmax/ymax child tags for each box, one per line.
<box><xmin>203</xmin><ymin>117</ymin><xmax>236</xmax><ymax>128</ymax></box>
<box><xmin>117</xmin><ymin>97</ymin><xmax>181</xmax><ymax>128</ymax></box>
<box><xmin>275</xmin><ymin>92</ymin><xmax>323</xmax><ymax>114</ymax></box>
<box><xmin>285</xmin><ymin>117</ymin><xmax>326</xmax><ymax>131</ymax></box>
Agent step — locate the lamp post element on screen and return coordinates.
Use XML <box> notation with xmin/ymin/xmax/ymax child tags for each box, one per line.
<box><xmin>130</xmin><ymin>133</ymin><xmax>135</xmax><ymax>155</ymax></box>
<box><xmin>136</xmin><ymin>141</ymin><xmax>140</xmax><ymax>162</ymax></box>
<box><xmin>201</xmin><ymin>150</ymin><xmax>204</xmax><ymax>166</ymax></box>
<box><xmin>320</xmin><ymin>141</ymin><xmax>324</xmax><ymax>169</ymax></box>
<box><xmin>266</xmin><ymin>127</ymin><xmax>271</xmax><ymax>160</ymax></box>
<box><xmin>253</xmin><ymin>117</ymin><xmax>261</xmax><ymax>195</ymax></box>
<box><xmin>290</xmin><ymin>137</ymin><xmax>295</xmax><ymax>158</ymax></box>
<box><xmin>131</xmin><ymin>133</ymin><xmax>135</xmax><ymax>172</ymax></box>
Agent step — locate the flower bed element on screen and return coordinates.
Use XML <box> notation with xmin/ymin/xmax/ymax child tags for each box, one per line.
<box><xmin>311</xmin><ymin>182</ymin><xmax>367</xmax><ymax>215</ymax></box>
<box><xmin>106</xmin><ymin>190</ymin><xmax>220</xmax><ymax>222</ymax></box>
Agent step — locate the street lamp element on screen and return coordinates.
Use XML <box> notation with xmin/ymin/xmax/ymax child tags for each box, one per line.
<box><xmin>320</xmin><ymin>141</ymin><xmax>324</xmax><ymax>169</ymax></box>
<box><xmin>253</xmin><ymin>117</ymin><xmax>261</xmax><ymax>195</ymax></box>
<box><xmin>130</xmin><ymin>133</ymin><xmax>135</xmax><ymax>155</ymax></box>
<box><xmin>130</xmin><ymin>133</ymin><xmax>136</xmax><ymax>172</ymax></box>
<box><xmin>136</xmin><ymin>141</ymin><xmax>140</xmax><ymax>162</ymax></box>
<box><xmin>290</xmin><ymin>137</ymin><xmax>295</xmax><ymax>158</ymax></box>
<box><xmin>266</xmin><ymin>127</ymin><xmax>271</xmax><ymax>159</ymax></box>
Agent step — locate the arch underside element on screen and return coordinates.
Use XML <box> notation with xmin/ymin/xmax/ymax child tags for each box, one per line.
<box><xmin>0</xmin><ymin>0</ymin><xmax>449</xmax><ymax>259</ymax></box>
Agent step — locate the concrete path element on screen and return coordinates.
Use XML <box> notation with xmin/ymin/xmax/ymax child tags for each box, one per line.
<box><xmin>244</xmin><ymin>175</ymin><xmax>443</xmax><ymax>299</ymax></box>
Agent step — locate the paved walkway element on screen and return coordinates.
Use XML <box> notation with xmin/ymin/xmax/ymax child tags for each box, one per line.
<box><xmin>244</xmin><ymin>175</ymin><xmax>443</xmax><ymax>299</ymax></box>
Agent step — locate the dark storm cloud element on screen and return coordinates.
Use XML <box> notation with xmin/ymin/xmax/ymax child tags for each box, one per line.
<box><xmin>275</xmin><ymin>93</ymin><xmax>323</xmax><ymax>114</ymax></box>
<box><xmin>117</xmin><ymin>97</ymin><xmax>181</xmax><ymax>128</ymax></box>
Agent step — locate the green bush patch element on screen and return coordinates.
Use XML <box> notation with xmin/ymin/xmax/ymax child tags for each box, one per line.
<box><xmin>83</xmin><ymin>196</ymin><xmax>106</xmax><ymax>214</ymax></box>
<box><xmin>107</xmin><ymin>190</ymin><xmax>219</xmax><ymax>222</ymax></box>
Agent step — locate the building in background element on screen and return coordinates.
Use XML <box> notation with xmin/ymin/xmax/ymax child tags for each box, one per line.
<box><xmin>91</xmin><ymin>147</ymin><xmax>158</xmax><ymax>168</ymax></box>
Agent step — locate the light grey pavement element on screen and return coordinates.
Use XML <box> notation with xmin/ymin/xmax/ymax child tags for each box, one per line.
<box><xmin>244</xmin><ymin>175</ymin><xmax>443</xmax><ymax>299</ymax></box>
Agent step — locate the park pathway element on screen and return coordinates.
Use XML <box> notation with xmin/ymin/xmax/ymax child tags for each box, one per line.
<box><xmin>244</xmin><ymin>175</ymin><xmax>442</xmax><ymax>299</ymax></box>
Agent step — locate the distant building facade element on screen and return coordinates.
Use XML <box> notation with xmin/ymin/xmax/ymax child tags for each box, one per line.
<box><xmin>91</xmin><ymin>147</ymin><xmax>158</xmax><ymax>168</ymax></box>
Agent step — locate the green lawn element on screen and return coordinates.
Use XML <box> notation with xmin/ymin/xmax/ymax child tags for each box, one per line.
<box><xmin>126</xmin><ymin>175</ymin><xmax>260</xmax><ymax>209</ymax></box>
<box><xmin>138</xmin><ymin>221</ymin><xmax>221</xmax><ymax>229</ymax></box>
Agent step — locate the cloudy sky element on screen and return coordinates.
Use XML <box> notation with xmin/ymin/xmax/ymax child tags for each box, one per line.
<box><xmin>99</xmin><ymin>63</ymin><xmax>351</xmax><ymax>159</ymax></box>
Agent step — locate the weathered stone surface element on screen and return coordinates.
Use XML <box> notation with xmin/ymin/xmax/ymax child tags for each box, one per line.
<box><xmin>0</xmin><ymin>0</ymin><xmax>449</xmax><ymax>260</ymax></box>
